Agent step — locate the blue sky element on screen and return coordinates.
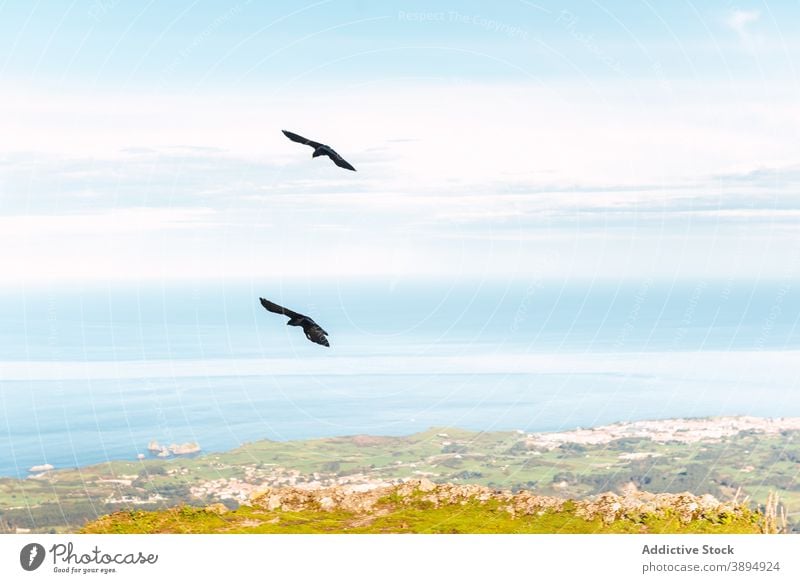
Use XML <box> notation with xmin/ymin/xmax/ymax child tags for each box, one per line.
<box><xmin>1</xmin><ymin>1</ymin><xmax>799</xmax><ymax>282</ymax></box>
<box><xmin>2</xmin><ymin>1</ymin><xmax>798</xmax><ymax>84</ymax></box>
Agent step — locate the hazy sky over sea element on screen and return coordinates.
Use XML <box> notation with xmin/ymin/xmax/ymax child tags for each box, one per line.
<box><xmin>1</xmin><ymin>2</ymin><xmax>800</xmax><ymax>474</ymax></box>
<box><xmin>0</xmin><ymin>0</ymin><xmax>799</xmax><ymax>283</ymax></box>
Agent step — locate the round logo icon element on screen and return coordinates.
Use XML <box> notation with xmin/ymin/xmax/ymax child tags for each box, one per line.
<box><xmin>19</xmin><ymin>543</ymin><xmax>46</xmax><ymax>571</ymax></box>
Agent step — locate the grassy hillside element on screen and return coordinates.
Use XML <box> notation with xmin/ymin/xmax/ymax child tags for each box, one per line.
<box><xmin>82</xmin><ymin>480</ymin><xmax>766</xmax><ymax>534</ymax></box>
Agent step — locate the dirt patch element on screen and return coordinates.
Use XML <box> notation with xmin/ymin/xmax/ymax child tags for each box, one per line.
<box><xmin>346</xmin><ymin>506</ymin><xmax>392</xmax><ymax>528</ymax></box>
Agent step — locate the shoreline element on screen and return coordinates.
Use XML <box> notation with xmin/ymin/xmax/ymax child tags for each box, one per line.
<box><xmin>3</xmin><ymin>414</ymin><xmax>799</xmax><ymax>533</ymax></box>
<box><xmin>9</xmin><ymin>414</ymin><xmax>800</xmax><ymax>480</ymax></box>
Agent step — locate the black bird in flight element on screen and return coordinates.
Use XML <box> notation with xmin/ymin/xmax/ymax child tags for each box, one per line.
<box><xmin>282</xmin><ymin>130</ymin><xmax>356</xmax><ymax>171</ymax></box>
<box><xmin>259</xmin><ymin>297</ymin><xmax>330</xmax><ymax>347</ymax></box>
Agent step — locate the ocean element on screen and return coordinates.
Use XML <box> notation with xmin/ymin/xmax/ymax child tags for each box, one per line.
<box><xmin>0</xmin><ymin>277</ymin><xmax>798</xmax><ymax>478</ymax></box>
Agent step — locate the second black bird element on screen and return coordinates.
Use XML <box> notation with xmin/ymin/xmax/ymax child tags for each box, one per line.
<box><xmin>259</xmin><ymin>297</ymin><xmax>330</xmax><ymax>347</ymax></box>
<box><xmin>282</xmin><ymin>130</ymin><xmax>356</xmax><ymax>171</ymax></box>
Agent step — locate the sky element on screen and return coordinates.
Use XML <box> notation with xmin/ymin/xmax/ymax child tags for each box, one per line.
<box><xmin>1</xmin><ymin>0</ymin><xmax>799</xmax><ymax>283</ymax></box>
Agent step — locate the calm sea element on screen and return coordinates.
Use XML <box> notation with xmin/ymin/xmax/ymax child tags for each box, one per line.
<box><xmin>0</xmin><ymin>277</ymin><xmax>797</xmax><ymax>477</ymax></box>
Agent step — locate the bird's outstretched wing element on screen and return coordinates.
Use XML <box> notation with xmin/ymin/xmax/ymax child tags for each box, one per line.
<box><xmin>259</xmin><ymin>297</ymin><xmax>302</xmax><ymax>320</ymax></box>
<box><xmin>330</xmin><ymin>152</ymin><xmax>356</xmax><ymax>171</ymax></box>
<box><xmin>303</xmin><ymin>323</ymin><xmax>330</xmax><ymax>347</ymax></box>
<box><xmin>282</xmin><ymin>130</ymin><xmax>322</xmax><ymax>149</ymax></box>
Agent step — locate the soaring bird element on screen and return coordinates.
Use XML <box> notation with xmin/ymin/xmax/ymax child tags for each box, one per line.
<box><xmin>259</xmin><ymin>297</ymin><xmax>330</xmax><ymax>347</ymax></box>
<box><xmin>282</xmin><ymin>130</ymin><xmax>356</xmax><ymax>171</ymax></box>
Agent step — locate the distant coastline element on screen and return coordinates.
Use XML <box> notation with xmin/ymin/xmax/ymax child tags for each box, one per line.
<box><xmin>3</xmin><ymin>414</ymin><xmax>799</xmax><ymax>534</ymax></box>
<box><xmin>16</xmin><ymin>415</ymin><xmax>800</xmax><ymax>476</ymax></box>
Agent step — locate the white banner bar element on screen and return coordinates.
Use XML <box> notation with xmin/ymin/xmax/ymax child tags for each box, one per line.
<box><xmin>1</xmin><ymin>534</ymin><xmax>797</xmax><ymax>582</ymax></box>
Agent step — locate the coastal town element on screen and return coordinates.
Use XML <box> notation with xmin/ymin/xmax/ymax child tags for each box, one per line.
<box><xmin>522</xmin><ymin>416</ymin><xmax>800</xmax><ymax>449</ymax></box>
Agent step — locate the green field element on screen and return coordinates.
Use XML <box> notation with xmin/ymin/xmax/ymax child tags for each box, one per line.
<box><xmin>81</xmin><ymin>500</ymin><xmax>763</xmax><ymax>535</ymax></box>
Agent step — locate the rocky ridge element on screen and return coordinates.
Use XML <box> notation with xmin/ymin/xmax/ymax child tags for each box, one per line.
<box><xmin>248</xmin><ymin>478</ymin><xmax>753</xmax><ymax>526</ymax></box>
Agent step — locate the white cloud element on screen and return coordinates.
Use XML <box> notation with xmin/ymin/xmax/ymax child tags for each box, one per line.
<box><xmin>726</xmin><ymin>8</ymin><xmax>760</xmax><ymax>32</ymax></box>
<box><xmin>0</xmin><ymin>207</ymin><xmax>217</xmax><ymax>235</ymax></box>
<box><xmin>2</xmin><ymin>80</ymin><xmax>799</xmax><ymax>281</ymax></box>
<box><xmin>2</xmin><ymin>80</ymin><xmax>799</xmax><ymax>190</ymax></box>
<box><xmin>725</xmin><ymin>8</ymin><xmax>762</xmax><ymax>50</ymax></box>
<box><xmin>2</xmin><ymin>350</ymin><xmax>798</xmax><ymax>382</ymax></box>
